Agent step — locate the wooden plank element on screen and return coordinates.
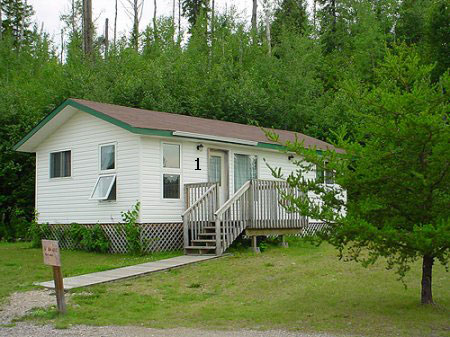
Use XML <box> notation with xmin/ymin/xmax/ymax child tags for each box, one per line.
<box><xmin>245</xmin><ymin>228</ymin><xmax>302</xmax><ymax>236</ymax></box>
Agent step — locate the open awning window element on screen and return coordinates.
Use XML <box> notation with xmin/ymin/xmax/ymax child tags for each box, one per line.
<box><xmin>90</xmin><ymin>174</ymin><xmax>116</xmax><ymax>200</ymax></box>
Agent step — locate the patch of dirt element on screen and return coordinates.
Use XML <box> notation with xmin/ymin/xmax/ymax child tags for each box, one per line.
<box><xmin>0</xmin><ymin>290</ymin><xmax>58</xmax><ymax>324</ymax></box>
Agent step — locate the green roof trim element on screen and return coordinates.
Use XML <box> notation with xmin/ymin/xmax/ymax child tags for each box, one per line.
<box><xmin>13</xmin><ymin>99</ymin><xmax>174</xmax><ymax>151</ymax></box>
<box><xmin>256</xmin><ymin>142</ymin><xmax>286</xmax><ymax>150</ymax></box>
<box><xmin>13</xmin><ymin>100</ymin><xmax>72</xmax><ymax>151</ymax></box>
<box><xmin>15</xmin><ymin>98</ymin><xmax>313</xmax><ymax>152</ymax></box>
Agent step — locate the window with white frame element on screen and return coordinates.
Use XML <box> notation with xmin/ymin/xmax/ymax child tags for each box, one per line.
<box><xmin>234</xmin><ymin>154</ymin><xmax>257</xmax><ymax>191</ymax></box>
<box><xmin>316</xmin><ymin>162</ymin><xmax>334</xmax><ymax>185</ymax></box>
<box><xmin>50</xmin><ymin>150</ymin><xmax>71</xmax><ymax>178</ymax></box>
<box><xmin>90</xmin><ymin>143</ymin><xmax>117</xmax><ymax>201</ymax></box>
<box><xmin>162</xmin><ymin>143</ymin><xmax>181</xmax><ymax>199</ymax></box>
<box><xmin>91</xmin><ymin>174</ymin><xmax>116</xmax><ymax>200</ymax></box>
<box><xmin>100</xmin><ymin>143</ymin><xmax>116</xmax><ymax>172</ymax></box>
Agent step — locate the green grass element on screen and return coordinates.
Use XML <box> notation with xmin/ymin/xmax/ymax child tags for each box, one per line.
<box><xmin>19</xmin><ymin>239</ymin><xmax>449</xmax><ymax>337</ymax></box>
<box><xmin>0</xmin><ymin>242</ymin><xmax>181</xmax><ymax>303</ymax></box>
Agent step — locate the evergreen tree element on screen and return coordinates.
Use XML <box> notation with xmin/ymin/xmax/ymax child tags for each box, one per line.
<box><xmin>1</xmin><ymin>0</ymin><xmax>33</xmax><ymax>46</ymax></box>
<box><xmin>271</xmin><ymin>0</ymin><xmax>309</xmax><ymax>45</ymax></box>
<box><xmin>182</xmin><ymin>0</ymin><xmax>209</xmax><ymax>32</ymax></box>
<box><xmin>267</xmin><ymin>45</ymin><xmax>450</xmax><ymax>304</ymax></box>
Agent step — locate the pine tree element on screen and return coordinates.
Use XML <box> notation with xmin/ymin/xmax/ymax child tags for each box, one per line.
<box><xmin>1</xmin><ymin>0</ymin><xmax>33</xmax><ymax>46</ymax></box>
<box><xmin>182</xmin><ymin>0</ymin><xmax>209</xmax><ymax>32</ymax></box>
<box><xmin>271</xmin><ymin>0</ymin><xmax>309</xmax><ymax>45</ymax></box>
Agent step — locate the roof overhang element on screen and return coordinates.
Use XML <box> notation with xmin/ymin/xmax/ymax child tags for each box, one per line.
<box><xmin>14</xmin><ymin>99</ymin><xmax>287</xmax><ymax>153</ymax></box>
<box><xmin>172</xmin><ymin>131</ymin><xmax>258</xmax><ymax>146</ymax></box>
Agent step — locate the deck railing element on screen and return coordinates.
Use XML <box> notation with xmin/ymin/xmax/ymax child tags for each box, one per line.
<box><xmin>214</xmin><ymin>181</ymin><xmax>252</xmax><ymax>254</ymax></box>
<box><xmin>184</xmin><ymin>182</ymin><xmax>216</xmax><ymax>209</ymax></box>
<box><xmin>183</xmin><ymin>179</ymin><xmax>308</xmax><ymax>255</ymax></box>
<box><xmin>249</xmin><ymin>179</ymin><xmax>308</xmax><ymax>229</ymax></box>
<box><xmin>182</xmin><ymin>183</ymin><xmax>218</xmax><ymax>249</ymax></box>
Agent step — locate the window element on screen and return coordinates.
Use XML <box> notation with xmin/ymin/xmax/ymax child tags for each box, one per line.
<box><xmin>50</xmin><ymin>150</ymin><xmax>71</xmax><ymax>178</ymax></box>
<box><xmin>316</xmin><ymin>163</ymin><xmax>334</xmax><ymax>185</ymax></box>
<box><xmin>163</xmin><ymin>174</ymin><xmax>180</xmax><ymax>199</ymax></box>
<box><xmin>90</xmin><ymin>174</ymin><xmax>116</xmax><ymax>200</ymax></box>
<box><xmin>90</xmin><ymin>143</ymin><xmax>117</xmax><ymax>201</ymax></box>
<box><xmin>100</xmin><ymin>144</ymin><xmax>115</xmax><ymax>171</ymax></box>
<box><xmin>162</xmin><ymin>143</ymin><xmax>181</xmax><ymax>199</ymax></box>
<box><xmin>208</xmin><ymin>156</ymin><xmax>222</xmax><ymax>185</ymax></box>
<box><xmin>234</xmin><ymin>154</ymin><xmax>257</xmax><ymax>191</ymax></box>
<box><xmin>163</xmin><ymin>143</ymin><xmax>180</xmax><ymax>168</ymax></box>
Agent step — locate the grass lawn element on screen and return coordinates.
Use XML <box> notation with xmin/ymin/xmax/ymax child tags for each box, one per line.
<box><xmin>19</xmin><ymin>238</ymin><xmax>449</xmax><ymax>337</ymax></box>
<box><xmin>0</xmin><ymin>242</ymin><xmax>180</xmax><ymax>303</ymax></box>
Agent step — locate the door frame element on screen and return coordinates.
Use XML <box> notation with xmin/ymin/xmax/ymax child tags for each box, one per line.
<box><xmin>207</xmin><ymin>148</ymin><xmax>229</xmax><ymax>203</ymax></box>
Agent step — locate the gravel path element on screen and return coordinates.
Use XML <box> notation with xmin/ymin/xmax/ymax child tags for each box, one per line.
<box><xmin>0</xmin><ymin>323</ymin><xmax>344</xmax><ymax>337</ymax></box>
<box><xmin>0</xmin><ymin>290</ymin><xmax>56</xmax><ymax>324</ymax></box>
<box><xmin>0</xmin><ymin>290</ymin><xmax>348</xmax><ymax>337</ymax></box>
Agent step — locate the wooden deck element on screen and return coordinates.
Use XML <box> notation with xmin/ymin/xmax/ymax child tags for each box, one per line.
<box><xmin>183</xmin><ymin>179</ymin><xmax>308</xmax><ymax>255</ymax></box>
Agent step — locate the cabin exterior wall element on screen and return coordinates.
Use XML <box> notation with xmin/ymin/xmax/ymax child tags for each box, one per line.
<box><xmin>35</xmin><ymin>110</ymin><xmax>140</xmax><ymax>224</ymax></box>
<box><xmin>139</xmin><ymin>137</ymin><xmax>315</xmax><ymax>223</ymax></box>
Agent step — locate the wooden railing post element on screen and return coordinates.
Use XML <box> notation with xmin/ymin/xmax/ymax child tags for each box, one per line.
<box><xmin>248</xmin><ymin>180</ymin><xmax>254</xmax><ymax>227</ymax></box>
<box><xmin>215</xmin><ymin>215</ymin><xmax>222</xmax><ymax>255</ymax></box>
<box><xmin>182</xmin><ymin>215</ymin><xmax>189</xmax><ymax>252</ymax></box>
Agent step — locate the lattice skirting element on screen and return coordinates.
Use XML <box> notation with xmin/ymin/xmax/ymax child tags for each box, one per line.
<box><xmin>46</xmin><ymin>223</ymin><xmax>183</xmax><ymax>254</ymax></box>
<box><xmin>300</xmin><ymin>221</ymin><xmax>326</xmax><ymax>236</ymax></box>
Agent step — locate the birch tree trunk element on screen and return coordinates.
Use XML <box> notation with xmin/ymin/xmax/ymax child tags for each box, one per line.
<box><xmin>172</xmin><ymin>0</ymin><xmax>175</xmax><ymax>35</ymax></box>
<box><xmin>82</xmin><ymin>0</ymin><xmax>93</xmax><ymax>56</ymax></box>
<box><xmin>313</xmin><ymin>0</ymin><xmax>317</xmax><ymax>31</ymax></box>
<box><xmin>251</xmin><ymin>0</ymin><xmax>257</xmax><ymax>32</ymax></box>
<box><xmin>71</xmin><ymin>0</ymin><xmax>76</xmax><ymax>35</ymax></box>
<box><xmin>0</xmin><ymin>0</ymin><xmax>3</xmax><ymax>41</ymax></box>
<box><xmin>104</xmin><ymin>18</ymin><xmax>109</xmax><ymax>58</ymax></box>
<box><xmin>153</xmin><ymin>0</ymin><xmax>157</xmax><ymax>41</ymax></box>
<box><xmin>133</xmin><ymin>0</ymin><xmax>139</xmax><ymax>50</ymax></box>
<box><xmin>263</xmin><ymin>1</ymin><xmax>271</xmax><ymax>56</ymax></box>
<box><xmin>60</xmin><ymin>29</ymin><xmax>64</xmax><ymax>63</ymax></box>
<box><xmin>178</xmin><ymin>0</ymin><xmax>181</xmax><ymax>39</ymax></box>
<box><xmin>114</xmin><ymin>0</ymin><xmax>117</xmax><ymax>46</ymax></box>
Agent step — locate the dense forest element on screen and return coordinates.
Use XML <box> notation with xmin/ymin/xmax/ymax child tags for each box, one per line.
<box><xmin>0</xmin><ymin>0</ymin><xmax>448</xmax><ymax>239</ymax></box>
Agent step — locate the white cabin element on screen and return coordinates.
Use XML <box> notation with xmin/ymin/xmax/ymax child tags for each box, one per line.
<box><xmin>15</xmin><ymin>98</ymin><xmax>343</xmax><ymax>254</ymax></box>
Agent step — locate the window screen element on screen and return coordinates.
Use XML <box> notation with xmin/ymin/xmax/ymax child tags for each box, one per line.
<box><xmin>50</xmin><ymin>151</ymin><xmax>71</xmax><ymax>178</ymax></box>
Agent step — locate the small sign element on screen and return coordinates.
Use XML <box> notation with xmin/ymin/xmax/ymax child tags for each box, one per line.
<box><xmin>42</xmin><ymin>240</ymin><xmax>61</xmax><ymax>267</ymax></box>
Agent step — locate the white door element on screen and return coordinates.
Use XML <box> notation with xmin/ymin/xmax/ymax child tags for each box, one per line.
<box><xmin>208</xmin><ymin>151</ymin><xmax>228</xmax><ymax>206</ymax></box>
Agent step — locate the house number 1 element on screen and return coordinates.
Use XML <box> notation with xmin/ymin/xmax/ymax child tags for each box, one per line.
<box><xmin>195</xmin><ymin>158</ymin><xmax>201</xmax><ymax>170</ymax></box>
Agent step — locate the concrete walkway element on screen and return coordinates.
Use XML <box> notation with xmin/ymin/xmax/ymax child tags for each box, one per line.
<box><xmin>37</xmin><ymin>255</ymin><xmax>218</xmax><ymax>290</ymax></box>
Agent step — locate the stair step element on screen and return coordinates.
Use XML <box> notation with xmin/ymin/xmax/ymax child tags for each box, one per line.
<box><xmin>192</xmin><ymin>239</ymin><xmax>216</xmax><ymax>243</ymax></box>
<box><xmin>185</xmin><ymin>245</ymin><xmax>216</xmax><ymax>250</ymax></box>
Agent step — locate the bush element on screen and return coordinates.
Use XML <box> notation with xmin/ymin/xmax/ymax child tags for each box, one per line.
<box><xmin>80</xmin><ymin>224</ymin><xmax>110</xmax><ymax>253</ymax></box>
<box><xmin>120</xmin><ymin>202</ymin><xmax>143</xmax><ymax>255</ymax></box>
<box><xmin>28</xmin><ymin>217</ymin><xmax>51</xmax><ymax>248</ymax></box>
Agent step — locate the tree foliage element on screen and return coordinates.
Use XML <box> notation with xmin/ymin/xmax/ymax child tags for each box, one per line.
<box><xmin>267</xmin><ymin>45</ymin><xmax>449</xmax><ymax>304</ymax></box>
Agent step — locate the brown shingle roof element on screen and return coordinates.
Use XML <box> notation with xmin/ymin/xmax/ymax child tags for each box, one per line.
<box><xmin>71</xmin><ymin>98</ymin><xmax>341</xmax><ymax>152</ymax></box>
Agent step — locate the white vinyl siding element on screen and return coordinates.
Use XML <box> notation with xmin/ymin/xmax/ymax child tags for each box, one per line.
<box><xmin>36</xmin><ymin>110</ymin><xmax>337</xmax><ymax>225</ymax></box>
<box><xmin>35</xmin><ymin>110</ymin><xmax>140</xmax><ymax>224</ymax></box>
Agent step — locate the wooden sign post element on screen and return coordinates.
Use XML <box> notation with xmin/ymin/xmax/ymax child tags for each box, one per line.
<box><xmin>42</xmin><ymin>239</ymin><xmax>66</xmax><ymax>314</ymax></box>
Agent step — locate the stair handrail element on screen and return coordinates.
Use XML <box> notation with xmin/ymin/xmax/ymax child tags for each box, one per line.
<box><xmin>182</xmin><ymin>183</ymin><xmax>218</xmax><ymax>251</ymax></box>
<box><xmin>214</xmin><ymin>180</ymin><xmax>251</xmax><ymax>218</ymax></box>
<box><xmin>182</xmin><ymin>184</ymin><xmax>217</xmax><ymax>217</ymax></box>
<box><xmin>214</xmin><ymin>180</ymin><xmax>252</xmax><ymax>254</ymax></box>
